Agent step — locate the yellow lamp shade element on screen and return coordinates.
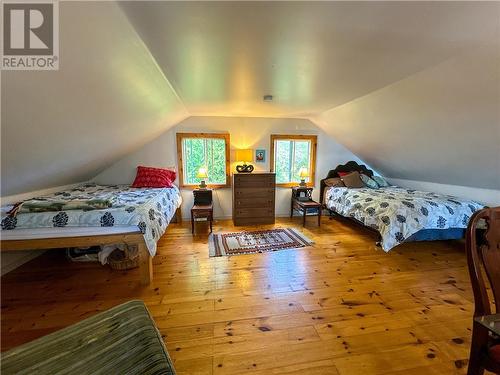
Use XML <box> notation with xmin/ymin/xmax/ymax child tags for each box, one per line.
<box><xmin>236</xmin><ymin>149</ymin><xmax>253</xmax><ymax>163</ymax></box>
<box><xmin>299</xmin><ymin>167</ymin><xmax>310</xmax><ymax>178</ymax></box>
<box><xmin>196</xmin><ymin>167</ymin><xmax>208</xmax><ymax>179</ymax></box>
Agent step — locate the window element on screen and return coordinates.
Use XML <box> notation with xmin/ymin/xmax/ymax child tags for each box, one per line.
<box><xmin>270</xmin><ymin>134</ymin><xmax>317</xmax><ymax>187</ymax></box>
<box><xmin>176</xmin><ymin>133</ymin><xmax>230</xmax><ymax>188</ymax></box>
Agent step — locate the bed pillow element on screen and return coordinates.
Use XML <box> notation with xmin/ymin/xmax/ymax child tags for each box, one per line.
<box><xmin>323</xmin><ymin>177</ymin><xmax>345</xmax><ymax>187</ymax></box>
<box><xmin>372</xmin><ymin>175</ymin><xmax>390</xmax><ymax>188</ymax></box>
<box><xmin>132</xmin><ymin>166</ymin><xmax>176</xmax><ymax>188</ymax></box>
<box><xmin>340</xmin><ymin>171</ymin><xmax>365</xmax><ymax>188</ymax></box>
<box><xmin>337</xmin><ymin>172</ymin><xmax>351</xmax><ymax>177</ymax></box>
<box><xmin>360</xmin><ymin>174</ymin><xmax>379</xmax><ymax>189</ymax></box>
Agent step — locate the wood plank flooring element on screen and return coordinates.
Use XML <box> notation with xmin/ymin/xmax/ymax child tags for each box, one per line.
<box><xmin>1</xmin><ymin>216</ymin><xmax>481</xmax><ymax>374</ymax></box>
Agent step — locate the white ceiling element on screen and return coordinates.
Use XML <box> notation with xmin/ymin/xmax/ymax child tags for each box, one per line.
<box><xmin>120</xmin><ymin>1</ymin><xmax>498</xmax><ymax>118</ymax></box>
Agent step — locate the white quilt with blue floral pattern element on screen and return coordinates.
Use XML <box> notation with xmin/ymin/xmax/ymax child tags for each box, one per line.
<box><xmin>325</xmin><ymin>187</ymin><xmax>483</xmax><ymax>252</ymax></box>
<box><xmin>1</xmin><ymin>183</ymin><xmax>182</xmax><ymax>256</ymax></box>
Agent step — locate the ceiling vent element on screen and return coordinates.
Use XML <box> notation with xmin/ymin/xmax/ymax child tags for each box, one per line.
<box><xmin>263</xmin><ymin>95</ymin><xmax>273</xmax><ymax>102</ymax></box>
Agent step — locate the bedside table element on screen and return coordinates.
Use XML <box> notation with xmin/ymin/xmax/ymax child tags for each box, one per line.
<box><xmin>191</xmin><ymin>189</ymin><xmax>213</xmax><ymax>234</ymax></box>
<box><xmin>291</xmin><ymin>186</ymin><xmax>321</xmax><ymax>227</ymax></box>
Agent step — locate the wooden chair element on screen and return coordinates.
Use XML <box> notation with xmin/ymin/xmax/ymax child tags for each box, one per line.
<box><xmin>466</xmin><ymin>207</ymin><xmax>500</xmax><ymax>375</ymax></box>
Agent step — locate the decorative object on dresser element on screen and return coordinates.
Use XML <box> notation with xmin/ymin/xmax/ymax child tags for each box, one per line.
<box><xmin>196</xmin><ymin>167</ymin><xmax>209</xmax><ymax>189</ymax></box>
<box><xmin>233</xmin><ymin>173</ymin><xmax>275</xmax><ymax>226</ymax></box>
<box><xmin>209</xmin><ymin>228</ymin><xmax>313</xmax><ymax>257</ymax></box>
<box><xmin>235</xmin><ymin>149</ymin><xmax>254</xmax><ymax>173</ymax></box>
<box><xmin>191</xmin><ymin>188</ymin><xmax>213</xmax><ymax>234</ymax></box>
<box><xmin>291</xmin><ymin>186</ymin><xmax>322</xmax><ymax>227</ymax></box>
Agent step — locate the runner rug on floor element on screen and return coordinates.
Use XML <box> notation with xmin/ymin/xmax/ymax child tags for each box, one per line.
<box><xmin>208</xmin><ymin>228</ymin><xmax>314</xmax><ymax>257</ymax></box>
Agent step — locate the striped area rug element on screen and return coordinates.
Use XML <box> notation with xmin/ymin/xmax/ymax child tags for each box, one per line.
<box><xmin>208</xmin><ymin>228</ymin><xmax>314</xmax><ymax>257</ymax></box>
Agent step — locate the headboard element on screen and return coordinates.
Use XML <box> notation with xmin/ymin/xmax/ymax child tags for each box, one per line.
<box><xmin>320</xmin><ymin>161</ymin><xmax>374</xmax><ymax>205</ymax></box>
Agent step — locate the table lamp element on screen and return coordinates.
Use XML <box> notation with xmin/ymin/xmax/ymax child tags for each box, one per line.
<box><xmin>196</xmin><ymin>167</ymin><xmax>208</xmax><ymax>189</ymax></box>
<box><xmin>299</xmin><ymin>167</ymin><xmax>309</xmax><ymax>187</ymax></box>
<box><xmin>235</xmin><ymin>149</ymin><xmax>254</xmax><ymax>173</ymax></box>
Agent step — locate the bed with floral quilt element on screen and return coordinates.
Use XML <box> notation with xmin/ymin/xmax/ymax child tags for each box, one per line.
<box><xmin>1</xmin><ymin>183</ymin><xmax>182</xmax><ymax>257</ymax></box>
<box><xmin>325</xmin><ymin>186</ymin><xmax>483</xmax><ymax>251</ymax></box>
<box><xmin>320</xmin><ymin>161</ymin><xmax>484</xmax><ymax>252</ymax></box>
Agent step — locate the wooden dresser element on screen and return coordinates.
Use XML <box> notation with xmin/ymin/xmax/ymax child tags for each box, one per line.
<box><xmin>233</xmin><ymin>173</ymin><xmax>276</xmax><ymax>226</ymax></box>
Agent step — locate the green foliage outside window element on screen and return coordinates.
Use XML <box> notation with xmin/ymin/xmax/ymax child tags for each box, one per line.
<box><xmin>274</xmin><ymin>140</ymin><xmax>311</xmax><ymax>184</ymax></box>
<box><xmin>182</xmin><ymin>138</ymin><xmax>227</xmax><ymax>185</ymax></box>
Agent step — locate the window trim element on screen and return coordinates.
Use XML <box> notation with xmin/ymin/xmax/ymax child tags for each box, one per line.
<box><xmin>269</xmin><ymin>134</ymin><xmax>317</xmax><ymax>188</ymax></box>
<box><xmin>176</xmin><ymin>132</ymin><xmax>231</xmax><ymax>189</ymax></box>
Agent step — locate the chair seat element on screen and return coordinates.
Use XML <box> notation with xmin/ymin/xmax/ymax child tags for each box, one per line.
<box><xmin>2</xmin><ymin>300</ymin><xmax>176</xmax><ymax>375</ymax></box>
<box><xmin>192</xmin><ymin>204</ymin><xmax>213</xmax><ymax>211</ymax></box>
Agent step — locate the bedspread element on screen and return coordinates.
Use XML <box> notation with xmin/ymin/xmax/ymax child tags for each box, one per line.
<box><xmin>325</xmin><ymin>186</ymin><xmax>483</xmax><ymax>251</ymax></box>
<box><xmin>1</xmin><ymin>183</ymin><xmax>182</xmax><ymax>256</ymax></box>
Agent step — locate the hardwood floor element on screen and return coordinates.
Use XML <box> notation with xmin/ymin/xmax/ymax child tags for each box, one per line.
<box><xmin>1</xmin><ymin>216</ymin><xmax>480</xmax><ymax>374</ymax></box>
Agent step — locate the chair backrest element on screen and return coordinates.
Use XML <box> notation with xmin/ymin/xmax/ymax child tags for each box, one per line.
<box><xmin>466</xmin><ymin>207</ymin><xmax>500</xmax><ymax>317</ymax></box>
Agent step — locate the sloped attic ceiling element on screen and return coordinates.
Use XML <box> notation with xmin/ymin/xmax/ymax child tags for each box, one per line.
<box><xmin>120</xmin><ymin>1</ymin><xmax>499</xmax><ymax>191</ymax></box>
<box><xmin>1</xmin><ymin>1</ymin><xmax>188</xmax><ymax>196</ymax></box>
<box><xmin>2</xmin><ymin>1</ymin><xmax>499</xmax><ymax>196</ymax></box>
<box><xmin>314</xmin><ymin>41</ymin><xmax>500</xmax><ymax>190</ymax></box>
<box><xmin>120</xmin><ymin>1</ymin><xmax>497</xmax><ymax>118</ymax></box>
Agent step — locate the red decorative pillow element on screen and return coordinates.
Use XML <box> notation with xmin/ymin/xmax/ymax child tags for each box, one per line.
<box><xmin>337</xmin><ymin>172</ymin><xmax>351</xmax><ymax>177</ymax></box>
<box><xmin>132</xmin><ymin>166</ymin><xmax>176</xmax><ymax>188</ymax></box>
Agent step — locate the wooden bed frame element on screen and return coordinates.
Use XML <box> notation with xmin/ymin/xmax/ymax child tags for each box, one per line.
<box><xmin>0</xmin><ymin>207</ymin><xmax>183</xmax><ymax>286</ymax></box>
<box><xmin>319</xmin><ymin>160</ymin><xmax>374</xmax><ymax>205</ymax></box>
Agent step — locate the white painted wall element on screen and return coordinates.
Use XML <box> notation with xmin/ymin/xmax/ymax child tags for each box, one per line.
<box><xmin>1</xmin><ymin>1</ymin><xmax>188</xmax><ymax>197</ymax></box>
<box><xmin>94</xmin><ymin>116</ymin><xmax>364</xmax><ymax>219</ymax></box>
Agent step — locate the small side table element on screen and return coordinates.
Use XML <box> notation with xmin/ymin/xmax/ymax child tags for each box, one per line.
<box><xmin>191</xmin><ymin>189</ymin><xmax>213</xmax><ymax>234</ymax></box>
<box><xmin>291</xmin><ymin>187</ymin><xmax>321</xmax><ymax>227</ymax></box>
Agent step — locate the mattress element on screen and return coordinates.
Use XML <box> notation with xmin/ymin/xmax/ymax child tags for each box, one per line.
<box><xmin>1</xmin><ymin>183</ymin><xmax>182</xmax><ymax>256</ymax></box>
<box><xmin>325</xmin><ymin>186</ymin><xmax>483</xmax><ymax>251</ymax></box>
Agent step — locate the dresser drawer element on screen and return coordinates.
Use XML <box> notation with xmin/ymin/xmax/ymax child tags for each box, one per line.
<box><xmin>234</xmin><ymin>188</ymin><xmax>274</xmax><ymax>199</ymax></box>
<box><xmin>234</xmin><ymin>174</ymin><xmax>275</xmax><ymax>188</ymax></box>
<box><xmin>234</xmin><ymin>197</ymin><xmax>274</xmax><ymax>208</ymax></box>
<box><xmin>233</xmin><ymin>207</ymin><xmax>274</xmax><ymax>218</ymax></box>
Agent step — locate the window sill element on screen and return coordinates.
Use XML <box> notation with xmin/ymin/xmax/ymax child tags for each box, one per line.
<box><xmin>180</xmin><ymin>184</ymin><xmax>231</xmax><ymax>190</ymax></box>
<box><xmin>275</xmin><ymin>182</ymin><xmax>315</xmax><ymax>188</ymax></box>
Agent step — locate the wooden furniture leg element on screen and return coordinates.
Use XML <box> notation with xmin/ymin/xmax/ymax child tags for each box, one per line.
<box><xmin>191</xmin><ymin>211</ymin><xmax>195</xmax><ymax>234</ymax></box>
<box><xmin>210</xmin><ymin>212</ymin><xmax>213</xmax><ymax>233</ymax></box>
<box><xmin>467</xmin><ymin>321</ymin><xmax>487</xmax><ymax>375</ymax></box>
<box><xmin>303</xmin><ymin>208</ymin><xmax>307</xmax><ymax>227</ymax></box>
<box><xmin>318</xmin><ymin>207</ymin><xmax>322</xmax><ymax>227</ymax></box>
<box><xmin>138</xmin><ymin>241</ymin><xmax>153</xmax><ymax>286</ymax></box>
<box><xmin>175</xmin><ymin>207</ymin><xmax>182</xmax><ymax>223</ymax></box>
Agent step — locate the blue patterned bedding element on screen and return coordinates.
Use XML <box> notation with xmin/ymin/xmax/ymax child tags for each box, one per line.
<box><xmin>1</xmin><ymin>183</ymin><xmax>182</xmax><ymax>256</ymax></box>
<box><xmin>325</xmin><ymin>186</ymin><xmax>483</xmax><ymax>251</ymax></box>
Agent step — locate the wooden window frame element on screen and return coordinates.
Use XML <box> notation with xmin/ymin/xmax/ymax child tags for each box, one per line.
<box><xmin>176</xmin><ymin>132</ymin><xmax>231</xmax><ymax>189</ymax></box>
<box><xmin>269</xmin><ymin>134</ymin><xmax>317</xmax><ymax>188</ymax></box>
